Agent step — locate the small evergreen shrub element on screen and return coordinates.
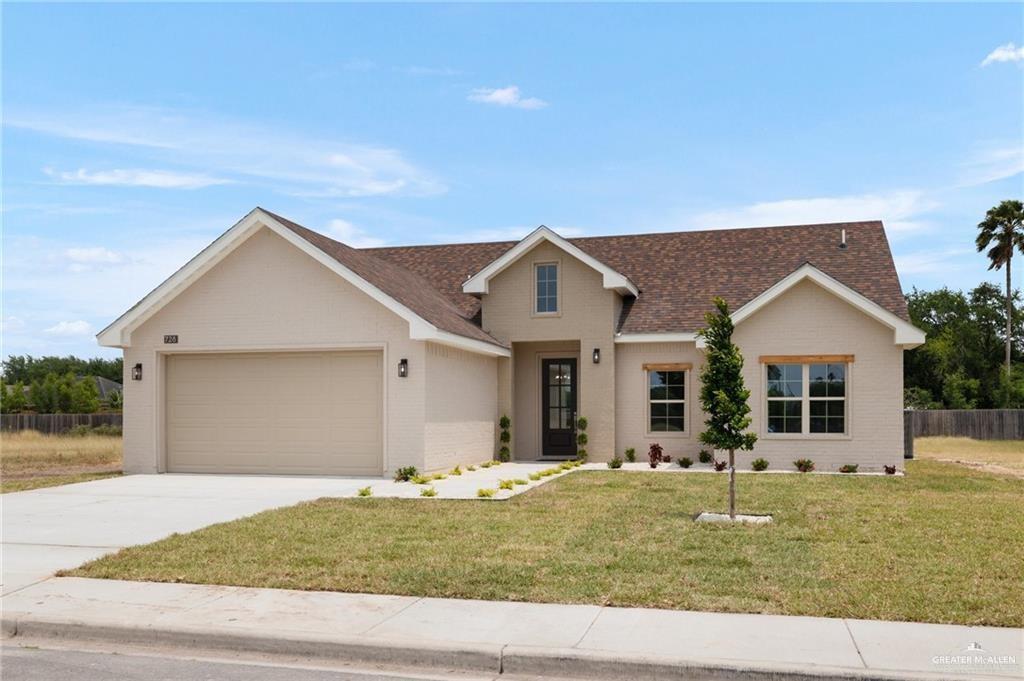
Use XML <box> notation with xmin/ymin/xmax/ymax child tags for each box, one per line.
<box><xmin>498</xmin><ymin>479</ymin><xmax>514</xmax><ymax>490</ymax></box>
<box><xmin>648</xmin><ymin>443</ymin><xmax>663</xmax><ymax>468</ymax></box>
<box><xmin>883</xmin><ymin>464</ymin><xmax>897</xmax><ymax>475</ymax></box>
<box><xmin>794</xmin><ymin>459</ymin><xmax>815</xmax><ymax>473</ymax></box>
<box><xmin>498</xmin><ymin>414</ymin><xmax>512</xmax><ymax>461</ymax></box>
<box><xmin>751</xmin><ymin>458</ymin><xmax>769</xmax><ymax>471</ymax></box>
<box><xmin>394</xmin><ymin>466</ymin><xmax>418</xmax><ymax>482</ymax></box>
<box><xmin>357</xmin><ymin>486</ymin><xmax>372</xmax><ymax>497</ymax></box>
<box><xmin>713</xmin><ymin>460</ymin><xmax>728</xmax><ymax>472</ymax></box>
<box><xmin>839</xmin><ymin>464</ymin><xmax>859</xmax><ymax>474</ymax></box>
<box><xmin>512</xmin><ymin>478</ymin><xmax>529</xmax><ymax>485</ymax></box>
<box><xmin>480</xmin><ymin>461</ymin><xmax>494</xmax><ymax>469</ymax></box>
<box><xmin>477</xmin><ymin>488</ymin><xmax>496</xmax><ymax>498</ymax></box>
<box><xmin>467</xmin><ymin>465</ymin><xmax>477</xmax><ymax>472</ymax></box>
<box><xmin>698</xmin><ymin>449</ymin><xmax>713</xmax><ymax>464</ymax></box>
<box><xmin>451</xmin><ymin>465</ymin><xmax>462</xmax><ymax>476</ymax></box>
<box><xmin>420</xmin><ymin>486</ymin><xmax>437</xmax><ymax>497</ymax></box>
<box><xmin>431</xmin><ymin>473</ymin><xmax>447</xmax><ymax>480</ymax></box>
<box><xmin>528</xmin><ymin>472</ymin><xmax>542</xmax><ymax>481</ymax></box>
<box><xmin>410</xmin><ymin>474</ymin><xmax>431</xmax><ymax>485</ymax></box>
<box><xmin>624</xmin><ymin>447</ymin><xmax>636</xmax><ymax>463</ymax></box>
<box><xmin>662</xmin><ymin>454</ymin><xmax>672</xmax><ymax>463</ymax></box>
<box><xmin>678</xmin><ymin>457</ymin><xmax>692</xmax><ymax>468</ymax></box>
<box><xmin>608</xmin><ymin>456</ymin><xmax>623</xmax><ymax>469</ymax></box>
<box><xmin>575</xmin><ymin>416</ymin><xmax>588</xmax><ymax>461</ymax></box>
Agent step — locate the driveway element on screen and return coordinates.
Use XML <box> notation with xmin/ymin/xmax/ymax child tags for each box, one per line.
<box><xmin>1</xmin><ymin>474</ymin><xmax>374</xmax><ymax>595</ymax></box>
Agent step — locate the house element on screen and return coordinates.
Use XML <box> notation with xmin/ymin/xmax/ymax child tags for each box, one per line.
<box><xmin>98</xmin><ymin>207</ymin><xmax>924</xmax><ymax>476</ymax></box>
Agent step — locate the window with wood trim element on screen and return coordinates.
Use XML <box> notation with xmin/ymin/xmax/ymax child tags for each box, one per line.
<box><xmin>535</xmin><ymin>263</ymin><xmax>558</xmax><ymax>313</ymax></box>
<box><xmin>765</xmin><ymin>361</ymin><xmax>848</xmax><ymax>435</ymax></box>
<box><xmin>648</xmin><ymin>370</ymin><xmax>685</xmax><ymax>432</ymax></box>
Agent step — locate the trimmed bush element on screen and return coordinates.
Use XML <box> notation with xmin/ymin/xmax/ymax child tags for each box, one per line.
<box><xmin>393</xmin><ymin>466</ymin><xmax>418</xmax><ymax>482</ymax></box>
<box><xmin>476</xmin><ymin>488</ymin><xmax>496</xmax><ymax>498</ymax></box>
<box><xmin>420</xmin><ymin>487</ymin><xmax>437</xmax><ymax>497</ymax></box>
<box><xmin>839</xmin><ymin>464</ymin><xmax>859</xmax><ymax>474</ymax></box>
<box><xmin>512</xmin><ymin>478</ymin><xmax>529</xmax><ymax>486</ymax></box>
<box><xmin>678</xmin><ymin>457</ymin><xmax>692</xmax><ymax>468</ymax></box>
<box><xmin>794</xmin><ymin>459</ymin><xmax>815</xmax><ymax>473</ymax></box>
<box><xmin>883</xmin><ymin>464</ymin><xmax>897</xmax><ymax>475</ymax></box>
<box><xmin>608</xmin><ymin>456</ymin><xmax>623</xmax><ymax>469</ymax></box>
<box><xmin>498</xmin><ymin>479</ymin><xmax>514</xmax><ymax>490</ymax></box>
<box><xmin>698</xmin><ymin>449</ymin><xmax>713</xmax><ymax>464</ymax></box>
<box><xmin>624</xmin><ymin>447</ymin><xmax>636</xmax><ymax>463</ymax></box>
<box><xmin>528</xmin><ymin>472</ymin><xmax>541</xmax><ymax>481</ymax></box>
<box><xmin>498</xmin><ymin>414</ymin><xmax>512</xmax><ymax>462</ymax></box>
<box><xmin>410</xmin><ymin>474</ymin><xmax>431</xmax><ymax>485</ymax></box>
<box><xmin>751</xmin><ymin>458</ymin><xmax>769</xmax><ymax>472</ymax></box>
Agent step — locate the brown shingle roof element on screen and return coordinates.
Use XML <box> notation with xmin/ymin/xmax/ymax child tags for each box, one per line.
<box><xmin>365</xmin><ymin>221</ymin><xmax>909</xmax><ymax>334</ymax></box>
<box><xmin>264</xmin><ymin>210</ymin><xmax>506</xmax><ymax>347</ymax></box>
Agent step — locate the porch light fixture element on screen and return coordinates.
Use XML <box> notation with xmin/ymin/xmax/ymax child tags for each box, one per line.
<box><xmin>592</xmin><ymin>348</ymin><xmax>601</xmax><ymax>364</ymax></box>
<box><xmin>131</xmin><ymin>363</ymin><xmax>143</xmax><ymax>381</ymax></box>
<box><xmin>398</xmin><ymin>358</ymin><xmax>409</xmax><ymax>378</ymax></box>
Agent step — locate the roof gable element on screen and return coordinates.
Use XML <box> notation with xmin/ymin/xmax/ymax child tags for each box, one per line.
<box><xmin>461</xmin><ymin>226</ymin><xmax>638</xmax><ymax>297</ymax></box>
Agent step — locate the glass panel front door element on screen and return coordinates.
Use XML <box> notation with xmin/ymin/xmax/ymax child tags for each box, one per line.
<box><xmin>541</xmin><ymin>358</ymin><xmax>577</xmax><ymax>457</ymax></box>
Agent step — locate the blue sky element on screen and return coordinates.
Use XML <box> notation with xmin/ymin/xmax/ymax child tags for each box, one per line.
<box><xmin>3</xmin><ymin>3</ymin><xmax>1022</xmax><ymax>359</ymax></box>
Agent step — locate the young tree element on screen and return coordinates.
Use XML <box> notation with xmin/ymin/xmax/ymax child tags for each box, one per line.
<box><xmin>698</xmin><ymin>298</ymin><xmax>757</xmax><ymax>519</ymax></box>
<box><xmin>71</xmin><ymin>377</ymin><xmax>101</xmax><ymax>413</ymax></box>
<box><xmin>976</xmin><ymin>199</ymin><xmax>1024</xmax><ymax>376</ymax></box>
<box><xmin>1</xmin><ymin>380</ymin><xmax>28</xmax><ymax>413</ymax></box>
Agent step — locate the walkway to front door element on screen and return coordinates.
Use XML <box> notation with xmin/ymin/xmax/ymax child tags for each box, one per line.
<box><xmin>541</xmin><ymin>358</ymin><xmax>577</xmax><ymax>458</ymax></box>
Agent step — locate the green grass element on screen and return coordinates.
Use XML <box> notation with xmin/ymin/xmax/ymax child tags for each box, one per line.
<box><xmin>3</xmin><ymin>471</ymin><xmax>122</xmax><ymax>493</ymax></box>
<box><xmin>69</xmin><ymin>461</ymin><xmax>1024</xmax><ymax>627</ymax></box>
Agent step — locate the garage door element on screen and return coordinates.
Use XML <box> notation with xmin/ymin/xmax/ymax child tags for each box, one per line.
<box><xmin>166</xmin><ymin>352</ymin><xmax>383</xmax><ymax>475</ymax></box>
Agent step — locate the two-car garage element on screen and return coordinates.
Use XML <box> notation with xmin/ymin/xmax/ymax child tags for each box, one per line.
<box><xmin>165</xmin><ymin>351</ymin><xmax>383</xmax><ymax>476</ymax></box>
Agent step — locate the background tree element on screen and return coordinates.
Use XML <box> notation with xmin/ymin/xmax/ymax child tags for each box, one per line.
<box><xmin>698</xmin><ymin>298</ymin><xmax>757</xmax><ymax>519</ymax></box>
<box><xmin>975</xmin><ymin>199</ymin><xmax>1024</xmax><ymax>375</ymax></box>
<box><xmin>1</xmin><ymin>355</ymin><xmax>122</xmax><ymax>384</ymax></box>
<box><xmin>70</xmin><ymin>376</ymin><xmax>101</xmax><ymax>413</ymax></box>
<box><xmin>0</xmin><ymin>379</ymin><xmax>28</xmax><ymax>413</ymax></box>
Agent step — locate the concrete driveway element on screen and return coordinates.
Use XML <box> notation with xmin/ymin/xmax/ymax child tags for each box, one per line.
<box><xmin>1</xmin><ymin>474</ymin><xmax>374</xmax><ymax>596</ymax></box>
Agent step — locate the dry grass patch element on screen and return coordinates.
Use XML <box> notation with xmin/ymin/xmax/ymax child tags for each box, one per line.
<box><xmin>915</xmin><ymin>437</ymin><xmax>1024</xmax><ymax>476</ymax></box>
<box><xmin>1</xmin><ymin>430</ymin><xmax>122</xmax><ymax>492</ymax></box>
<box><xmin>72</xmin><ymin>460</ymin><xmax>1024</xmax><ymax>627</ymax></box>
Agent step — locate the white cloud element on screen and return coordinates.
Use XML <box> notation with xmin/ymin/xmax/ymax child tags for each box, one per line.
<box><xmin>692</xmin><ymin>191</ymin><xmax>938</xmax><ymax>235</ymax></box>
<box><xmin>7</xmin><ymin>105</ymin><xmax>446</xmax><ymax>198</ymax></box>
<box><xmin>429</xmin><ymin>224</ymin><xmax>587</xmax><ymax>243</ymax></box>
<box><xmin>894</xmin><ymin>248</ymin><xmax>973</xmax><ymax>276</ymax></box>
<box><xmin>325</xmin><ymin>218</ymin><xmax>387</xmax><ymax>248</ymax></box>
<box><xmin>43</xmin><ymin>320</ymin><xmax>94</xmax><ymax>337</ymax></box>
<box><xmin>44</xmin><ymin>167</ymin><xmax>232</xmax><ymax>189</ymax></box>
<box><xmin>64</xmin><ymin>246</ymin><xmax>126</xmax><ymax>265</ymax></box>
<box><xmin>958</xmin><ymin>144</ymin><xmax>1024</xmax><ymax>186</ymax></box>
<box><xmin>468</xmin><ymin>86</ymin><xmax>548</xmax><ymax>110</ymax></box>
<box><xmin>2</xmin><ymin>316</ymin><xmax>27</xmax><ymax>333</ymax></box>
<box><xmin>981</xmin><ymin>43</ymin><xmax>1024</xmax><ymax>66</ymax></box>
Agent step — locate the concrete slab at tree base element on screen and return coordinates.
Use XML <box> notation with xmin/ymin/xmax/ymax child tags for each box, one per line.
<box><xmin>695</xmin><ymin>512</ymin><xmax>774</xmax><ymax>524</ymax></box>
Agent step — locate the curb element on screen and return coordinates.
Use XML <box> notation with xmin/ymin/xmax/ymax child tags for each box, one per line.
<box><xmin>2</xmin><ymin>614</ymin><xmax>1003</xmax><ymax>681</ymax></box>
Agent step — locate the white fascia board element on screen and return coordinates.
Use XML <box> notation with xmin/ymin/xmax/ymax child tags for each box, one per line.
<box><xmin>462</xmin><ymin>226</ymin><xmax>638</xmax><ymax>297</ymax></box>
<box><xmin>731</xmin><ymin>263</ymin><xmax>926</xmax><ymax>348</ymax></box>
<box><xmin>614</xmin><ymin>332</ymin><xmax>699</xmax><ymax>344</ymax></box>
<box><xmin>429</xmin><ymin>330</ymin><xmax>511</xmax><ymax>357</ymax></box>
<box><xmin>97</xmin><ymin>209</ymin><xmax>510</xmax><ymax>357</ymax></box>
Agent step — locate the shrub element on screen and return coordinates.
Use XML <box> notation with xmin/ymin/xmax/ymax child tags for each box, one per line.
<box><xmin>751</xmin><ymin>458</ymin><xmax>769</xmax><ymax>472</ymax></box>
<box><xmin>477</xmin><ymin>488</ymin><xmax>496</xmax><ymax>498</ymax></box>
<box><xmin>794</xmin><ymin>459</ymin><xmax>815</xmax><ymax>473</ymax></box>
<box><xmin>883</xmin><ymin>464</ymin><xmax>897</xmax><ymax>475</ymax></box>
<box><xmin>624</xmin><ymin>447</ymin><xmax>636</xmax><ymax>463</ymax></box>
<box><xmin>713</xmin><ymin>460</ymin><xmax>728</xmax><ymax>472</ymax></box>
<box><xmin>608</xmin><ymin>456</ymin><xmax>623</xmax><ymax>469</ymax></box>
<box><xmin>420</xmin><ymin>487</ymin><xmax>437</xmax><ymax>497</ymax></box>
<box><xmin>92</xmin><ymin>424</ymin><xmax>122</xmax><ymax>436</ymax></box>
<box><xmin>559</xmin><ymin>461</ymin><xmax>573</xmax><ymax>471</ymax></box>
<box><xmin>467</xmin><ymin>465</ymin><xmax>477</xmax><ymax>472</ymax></box>
<box><xmin>662</xmin><ymin>454</ymin><xmax>672</xmax><ymax>463</ymax></box>
<box><xmin>528</xmin><ymin>472</ymin><xmax>541</xmax><ymax>481</ymax></box>
<box><xmin>678</xmin><ymin>457</ymin><xmax>692</xmax><ymax>468</ymax></box>
<box><xmin>480</xmin><ymin>461</ymin><xmax>494</xmax><ymax>469</ymax></box>
<box><xmin>498</xmin><ymin>446</ymin><xmax>511</xmax><ymax>462</ymax></box>
<box><xmin>540</xmin><ymin>468</ymin><xmax>559</xmax><ymax>477</ymax></box>
<box><xmin>648</xmin><ymin>443</ymin><xmax>663</xmax><ymax>468</ymax></box>
<box><xmin>68</xmin><ymin>424</ymin><xmax>93</xmax><ymax>437</ymax></box>
<box><xmin>498</xmin><ymin>414</ymin><xmax>512</xmax><ymax>461</ymax></box>
<box><xmin>839</xmin><ymin>464</ymin><xmax>859</xmax><ymax>474</ymax></box>
<box><xmin>698</xmin><ymin>449</ymin><xmax>713</xmax><ymax>464</ymax></box>
<box><xmin>357</xmin><ymin>486</ymin><xmax>372</xmax><ymax>497</ymax></box>
<box><xmin>394</xmin><ymin>466</ymin><xmax>418</xmax><ymax>482</ymax></box>
<box><xmin>512</xmin><ymin>478</ymin><xmax>528</xmax><ymax>486</ymax></box>
<box><xmin>431</xmin><ymin>473</ymin><xmax>447</xmax><ymax>481</ymax></box>
<box><xmin>576</xmin><ymin>416</ymin><xmax>588</xmax><ymax>461</ymax></box>
<box><xmin>498</xmin><ymin>479</ymin><xmax>514</xmax><ymax>490</ymax></box>
<box><xmin>451</xmin><ymin>465</ymin><xmax>462</xmax><ymax>476</ymax></box>
<box><xmin>410</xmin><ymin>474</ymin><xmax>431</xmax><ymax>485</ymax></box>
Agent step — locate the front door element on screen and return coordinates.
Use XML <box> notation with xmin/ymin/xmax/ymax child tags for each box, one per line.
<box><xmin>541</xmin><ymin>358</ymin><xmax>577</xmax><ymax>457</ymax></box>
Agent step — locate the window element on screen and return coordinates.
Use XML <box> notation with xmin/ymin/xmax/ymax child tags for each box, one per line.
<box><xmin>766</xmin><ymin>361</ymin><xmax>848</xmax><ymax>435</ymax></box>
<box><xmin>535</xmin><ymin>263</ymin><xmax>558</xmax><ymax>313</ymax></box>
<box><xmin>649</xmin><ymin>370</ymin><xmax>685</xmax><ymax>432</ymax></box>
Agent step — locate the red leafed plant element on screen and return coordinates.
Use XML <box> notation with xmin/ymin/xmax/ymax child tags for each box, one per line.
<box><xmin>713</xmin><ymin>460</ymin><xmax>728</xmax><ymax>472</ymax></box>
<box><xmin>648</xmin><ymin>443</ymin><xmax>663</xmax><ymax>468</ymax></box>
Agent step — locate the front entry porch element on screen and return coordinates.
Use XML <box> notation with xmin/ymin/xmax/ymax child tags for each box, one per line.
<box><xmin>507</xmin><ymin>341</ymin><xmax>581</xmax><ymax>461</ymax></box>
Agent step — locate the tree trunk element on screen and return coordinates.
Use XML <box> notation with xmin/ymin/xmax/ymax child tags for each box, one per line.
<box><xmin>1007</xmin><ymin>256</ymin><xmax>1013</xmax><ymax>377</ymax></box>
<box><xmin>728</xmin><ymin>448</ymin><xmax>736</xmax><ymax>519</ymax></box>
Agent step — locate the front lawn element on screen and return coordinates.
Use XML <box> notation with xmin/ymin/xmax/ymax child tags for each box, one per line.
<box><xmin>70</xmin><ymin>461</ymin><xmax>1023</xmax><ymax>627</ymax></box>
<box><xmin>1</xmin><ymin>430</ymin><xmax>122</xmax><ymax>493</ymax></box>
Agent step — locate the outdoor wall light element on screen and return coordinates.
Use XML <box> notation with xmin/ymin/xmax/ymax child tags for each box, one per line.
<box><xmin>131</xmin><ymin>363</ymin><xmax>143</xmax><ymax>381</ymax></box>
<box><xmin>592</xmin><ymin>348</ymin><xmax>601</xmax><ymax>364</ymax></box>
<box><xmin>398</xmin><ymin>358</ymin><xmax>409</xmax><ymax>378</ymax></box>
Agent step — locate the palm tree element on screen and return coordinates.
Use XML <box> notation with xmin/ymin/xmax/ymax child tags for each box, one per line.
<box><xmin>976</xmin><ymin>200</ymin><xmax>1024</xmax><ymax>375</ymax></box>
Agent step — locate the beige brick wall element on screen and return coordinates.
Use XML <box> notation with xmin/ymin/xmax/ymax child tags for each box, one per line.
<box><xmin>481</xmin><ymin>241</ymin><xmax>619</xmax><ymax>461</ymax></box>
<box><xmin>124</xmin><ymin>227</ymin><xmax>427</xmax><ymax>475</ymax></box>
<box><xmin>614</xmin><ymin>280</ymin><xmax>905</xmax><ymax>472</ymax></box>
<box><xmin>423</xmin><ymin>342</ymin><xmax>498</xmax><ymax>472</ymax></box>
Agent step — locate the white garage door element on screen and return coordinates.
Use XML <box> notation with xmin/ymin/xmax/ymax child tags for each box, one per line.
<box><xmin>166</xmin><ymin>351</ymin><xmax>383</xmax><ymax>475</ymax></box>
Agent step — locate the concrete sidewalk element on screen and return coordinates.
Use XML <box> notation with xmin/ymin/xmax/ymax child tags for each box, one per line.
<box><xmin>2</xmin><ymin>578</ymin><xmax>1020</xmax><ymax>680</ymax></box>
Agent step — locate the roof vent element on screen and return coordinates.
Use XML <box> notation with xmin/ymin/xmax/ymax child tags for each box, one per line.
<box><xmin>838</xmin><ymin>228</ymin><xmax>848</xmax><ymax>250</ymax></box>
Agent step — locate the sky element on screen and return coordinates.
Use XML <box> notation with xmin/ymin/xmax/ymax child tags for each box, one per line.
<box><xmin>2</xmin><ymin>3</ymin><xmax>1023</xmax><ymax>360</ymax></box>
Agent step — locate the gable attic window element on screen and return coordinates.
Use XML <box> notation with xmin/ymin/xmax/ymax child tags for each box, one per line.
<box><xmin>535</xmin><ymin>263</ymin><xmax>559</xmax><ymax>314</ymax></box>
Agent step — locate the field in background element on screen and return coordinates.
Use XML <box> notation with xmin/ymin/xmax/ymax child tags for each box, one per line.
<box><xmin>1</xmin><ymin>431</ymin><xmax>122</xmax><ymax>493</ymax></box>
<box><xmin>915</xmin><ymin>437</ymin><xmax>1024</xmax><ymax>477</ymax></box>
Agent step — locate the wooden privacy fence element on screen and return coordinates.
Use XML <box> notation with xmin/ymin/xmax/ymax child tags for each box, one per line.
<box><xmin>904</xmin><ymin>409</ymin><xmax>1024</xmax><ymax>458</ymax></box>
<box><xmin>1</xmin><ymin>413</ymin><xmax>123</xmax><ymax>434</ymax></box>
